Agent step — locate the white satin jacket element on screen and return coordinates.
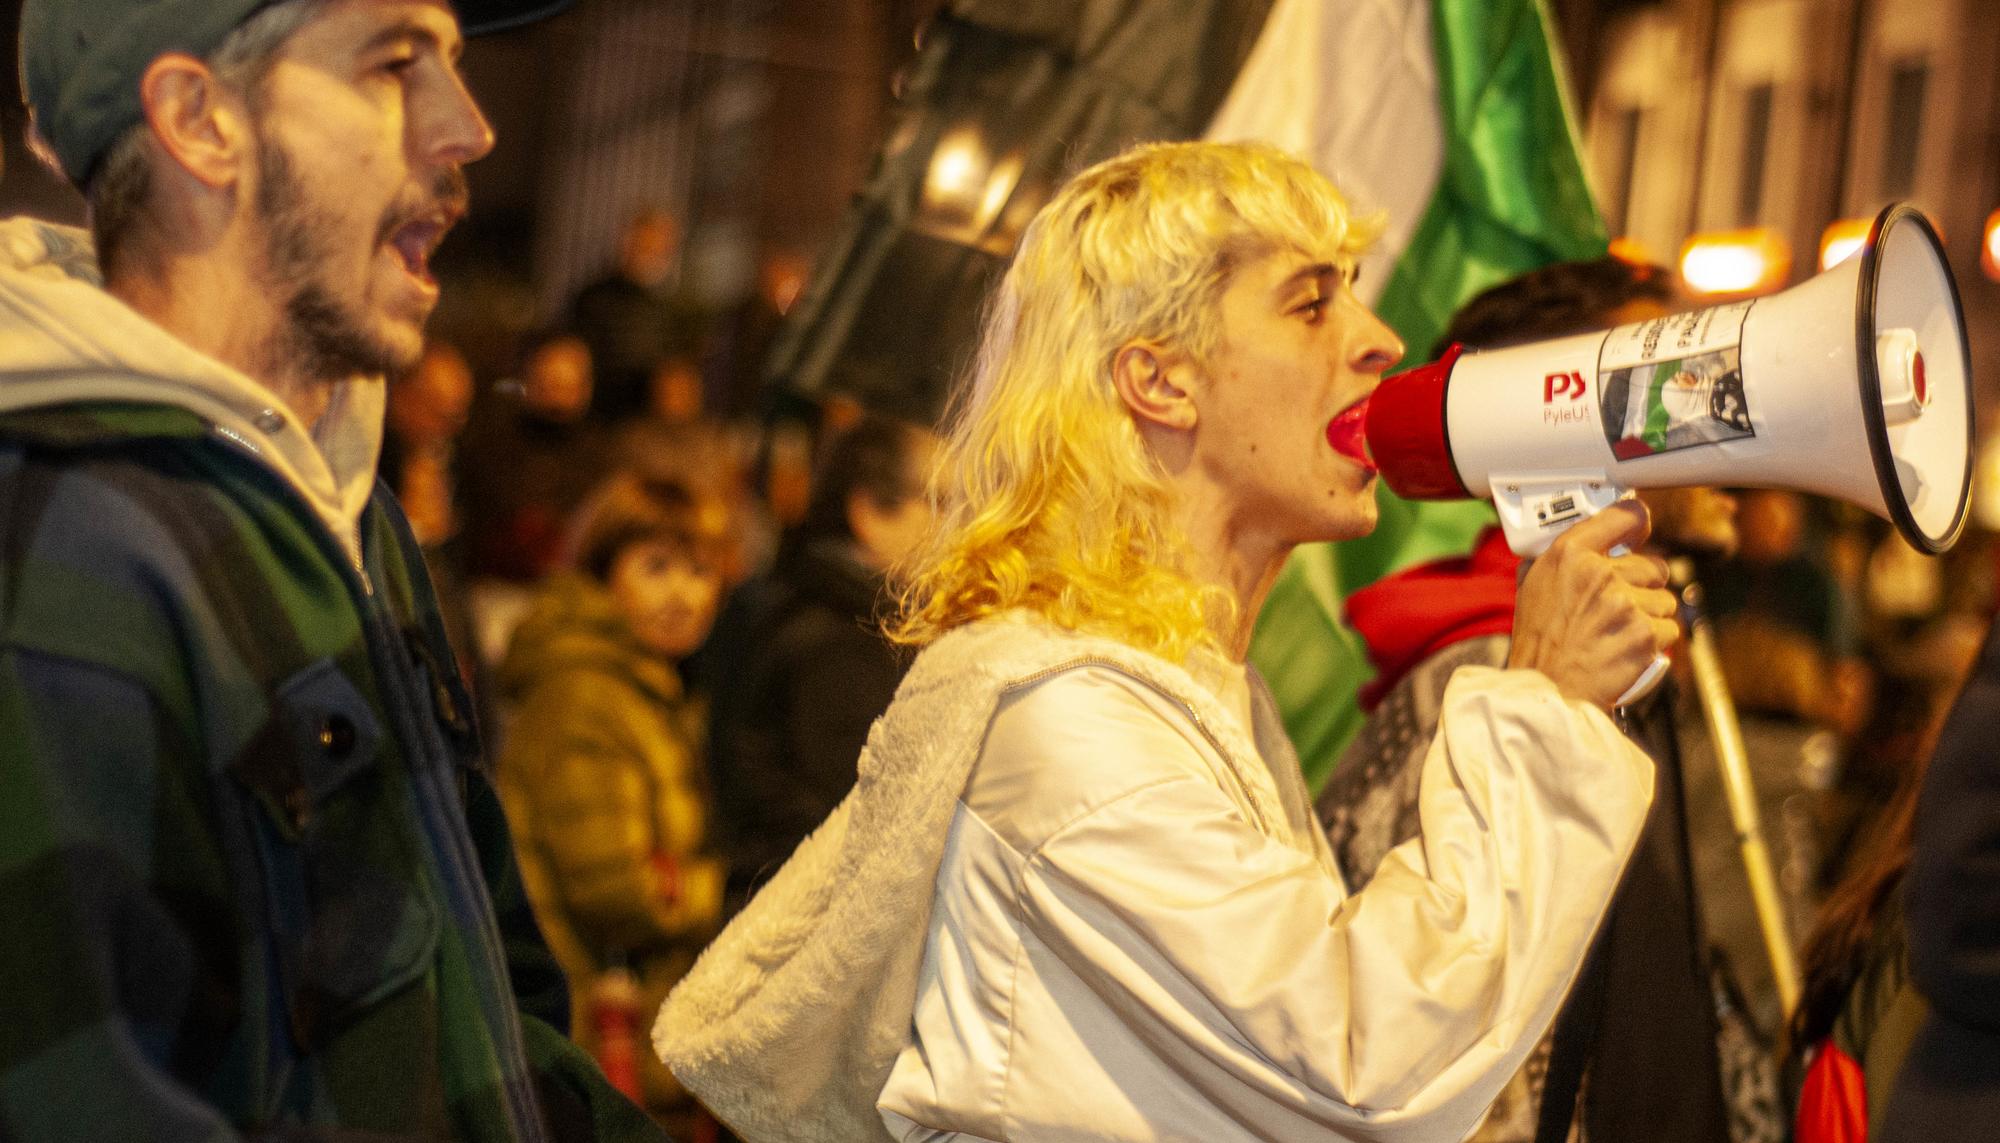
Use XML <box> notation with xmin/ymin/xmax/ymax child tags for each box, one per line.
<box><xmin>656</xmin><ymin>615</ymin><xmax>1652</xmax><ymax>1143</ymax></box>
<box><xmin>877</xmin><ymin>650</ymin><xmax>1654</xmax><ymax>1142</ymax></box>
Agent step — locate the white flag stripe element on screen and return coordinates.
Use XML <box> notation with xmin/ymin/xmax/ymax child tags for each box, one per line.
<box><xmin>1202</xmin><ymin>0</ymin><xmax>1447</xmax><ymax>305</ymax></box>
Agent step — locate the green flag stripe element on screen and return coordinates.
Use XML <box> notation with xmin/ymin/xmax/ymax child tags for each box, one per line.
<box><xmin>1252</xmin><ymin>0</ymin><xmax>1609</xmax><ymax>790</ymax></box>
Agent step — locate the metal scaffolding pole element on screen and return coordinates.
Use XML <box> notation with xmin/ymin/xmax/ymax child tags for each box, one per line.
<box><xmin>1674</xmin><ymin>558</ymin><xmax>1803</xmax><ymax>1016</ymax></box>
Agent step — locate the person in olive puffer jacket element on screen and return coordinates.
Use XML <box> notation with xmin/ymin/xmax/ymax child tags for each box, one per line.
<box><xmin>498</xmin><ymin>473</ymin><xmax>730</xmax><ymax>1116</ymax></box>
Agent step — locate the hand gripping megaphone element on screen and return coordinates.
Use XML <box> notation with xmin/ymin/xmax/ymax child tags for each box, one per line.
<box><xmin>1349</xmin><ymin>203</ymin><xmax>1974</xmax><ymax>563</ymax></box>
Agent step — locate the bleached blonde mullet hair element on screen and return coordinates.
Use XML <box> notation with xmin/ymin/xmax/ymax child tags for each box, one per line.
<box><xmin>892</xmin><ymin>140</ymin><xmax>1381</xmax><ymax>659</ymax></box>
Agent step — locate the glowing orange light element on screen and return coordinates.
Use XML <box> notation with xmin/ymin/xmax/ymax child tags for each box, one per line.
<box><xmin>1984</xmin><ymin>208</ymin><xmax>2000</xmax><ymax>282</ymax></box>
<box><xmin>1679</xmin><ymin>228</ymin><xmax>1791</xmax><ymax>296</ymax></box>
<box><xmin>1607</xmin><ymin>236</ymin><xmax>1654</xmax><ymax>266</ymax></box>
<box><xmin>1818</xmin><ymin>218</ymin><xmax>1871</xmax><ymax>271</ymax></box>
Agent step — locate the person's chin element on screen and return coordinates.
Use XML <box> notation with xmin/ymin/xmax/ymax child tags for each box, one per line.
<box><xmin>1331</xmin><ymin>513</ymin><xmax>1378</xmax><ymax>543</ymax></box>
<box><xmin>372</xmin><ymin>340</ymin><xmax>425</xmax><ymax>379</ymax></box>
<box><xmin>1661</xmin><ymin>528</ymin><xmax>1740</xmax><ymax>560</ymax></box>
<box><xmin>365</xmin><ymin>313</ymin><xmax>429</xmax><ymax>375</ymax></box>
<box><xmin>1314</xmin><ymin>495</ymin><xmax>1379</xmax><ymax>543</ymax></box>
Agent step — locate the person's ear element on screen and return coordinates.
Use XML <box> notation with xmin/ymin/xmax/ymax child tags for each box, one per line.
<box><xmin>1112</xmin><ymin>342</ymin><xmax>1197</xmax><ymax>432</ymax></box>
<box><xmin>845</xmin><ymin>489</ymin><xmax>874</xmax><ymax>546</ymax></box>
<box><xmin>138</xmin><ymin>53</ymin><xmax>252</xmax><ymax>191</ymax></box>
<box><xmin>845</xmin><ymin>489</ymin><xmax>897</xmax><ymax>571</ymax></box>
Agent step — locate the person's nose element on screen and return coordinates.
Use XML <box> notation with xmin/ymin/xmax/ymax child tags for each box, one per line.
<box><xmin>666</xmin><ymin>567</ymin><xmax>712</xmax><ymax>609</ymax></box>
<box><xmin>416</xmin><ymin>66</ymin><xmax>496</xmax><ymax>169</ymax></box>
<box><xmin>1349</xmin><ymin>301</ymin><xmax>1404</xmax><ymax>378</ymax></box>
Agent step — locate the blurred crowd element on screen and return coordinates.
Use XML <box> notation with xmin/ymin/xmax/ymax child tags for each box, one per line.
<box><xmin>24</xmin><ymin>1</ymin><xmax>1993</xmax><ymax>1136</ymax></box>
<box><xmin>398</xmin><ymin>207</ymin><xmax>1998</xmax><ymax>1140</ymax></box>
<box><xmin>384</xmin><ymin>208</ymin><xmax>936</xmax><ymax>1135</ymax></box>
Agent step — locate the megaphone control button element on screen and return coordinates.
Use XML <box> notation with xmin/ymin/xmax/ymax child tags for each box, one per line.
<box><xmin>1877</xmin><ymin>327</ymin><xmax>1928</xmax><ymax>425</ymax></box>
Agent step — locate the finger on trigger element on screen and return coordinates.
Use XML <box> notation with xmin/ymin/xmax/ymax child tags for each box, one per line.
<box><xmin>1564</xmin><ymin>498</ymin><xmax>1651</xmax><ymax>555</ymax></box>
<box><xmin>1643</xmin><ymin>588</ymin><xmax>1679</xmax><ymax>618</ymax></box>
<box><xmin>1612</xmin><ymin>555</ymin><xmax>1668</xmax><ymax>588</ymax></box>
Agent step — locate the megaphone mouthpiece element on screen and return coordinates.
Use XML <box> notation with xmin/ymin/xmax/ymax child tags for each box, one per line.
<box><xmin>1365</xmin><ymin>344</ymin><xmax>1466</xmax><ymax>499</ymax></box>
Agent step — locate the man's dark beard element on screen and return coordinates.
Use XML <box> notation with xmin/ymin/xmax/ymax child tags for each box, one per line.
<box><xmin>252</xmin><ymin>134</ymin><xmax>465</xmax><ymax>385</ymax></box>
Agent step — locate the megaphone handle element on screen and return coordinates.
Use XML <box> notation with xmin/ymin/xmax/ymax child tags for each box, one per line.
<box><xmin>1606</xmin><ymin>540</ymin><xmax>1671</xmax><ymax>708</ymax></box>
<box><xmin>1494</xmin><ymin>481</ymin><xmax>1668</xmax><ymax>706</ymax></box>
<box><xmin>1614</xmin><ymin>653</ymin><xmax>1672</xmax><ymax>709</ymax></box>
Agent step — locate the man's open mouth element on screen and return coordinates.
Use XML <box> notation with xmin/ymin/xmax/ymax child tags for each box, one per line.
<box><xmin>389</xmin><ymin>218</ymin><xmax>450</xmax><ymax>285</ymax></box>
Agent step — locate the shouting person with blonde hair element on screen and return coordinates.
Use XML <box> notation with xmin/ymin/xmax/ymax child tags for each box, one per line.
<box><xmin>656</xmin><ymin>140</ymin><xmax>1678</xmax><ymax>1143</ymax></box>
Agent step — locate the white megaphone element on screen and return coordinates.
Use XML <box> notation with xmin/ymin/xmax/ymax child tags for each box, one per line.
<box><xmin>1356</xmin><ymin>202</ymin><xmax>1973</xmax><ymax>561</ymax></box>
<box><xmin>1338</xmin><ymin>202</ymin><xmax>1974</xmax><ymax>705</ymax></box>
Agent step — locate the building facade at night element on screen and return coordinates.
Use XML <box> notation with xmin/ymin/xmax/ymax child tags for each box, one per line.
<box><xmin>1581</xmin><ymin>0</ymin><xmax>2000</xmax><ymax>406</ymax></box>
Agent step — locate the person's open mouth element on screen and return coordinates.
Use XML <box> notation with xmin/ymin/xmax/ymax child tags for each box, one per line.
<box><xmin>1324</xmin><ymin>396</ymin><xmax>1376</xmax><ymax>475</ymax></box>
<box><xmin>386</xmin><ymin>207</ymin><xmax>462</xmax><ymax>289</ymax></box>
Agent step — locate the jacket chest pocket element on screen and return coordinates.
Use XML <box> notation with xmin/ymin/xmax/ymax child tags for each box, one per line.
<box><xmin>230</xmin><ymin>658</ymin><xmax>440</xmax><ymax>1053</ymax></box>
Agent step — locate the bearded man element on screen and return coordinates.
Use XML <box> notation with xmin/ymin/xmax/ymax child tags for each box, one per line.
<box><xmin>0</xmin><ymin>2</ymin><xmax>667</xmax><ymax>1139</ymax></box>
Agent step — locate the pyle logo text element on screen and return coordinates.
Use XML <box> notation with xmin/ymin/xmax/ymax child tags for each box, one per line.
<box><xmin>1544</xmin><ymin>370</ymin><xmax>1587</xmax><ymax>403</ymax></box>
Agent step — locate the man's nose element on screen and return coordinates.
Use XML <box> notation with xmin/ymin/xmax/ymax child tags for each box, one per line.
<box><xmin>418</xmin><ymin>70</ymin><xmax>496</xmax><ymax>168</ymax></box>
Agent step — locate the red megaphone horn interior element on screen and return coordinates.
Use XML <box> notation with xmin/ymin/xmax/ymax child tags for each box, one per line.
<box><xmin>1321</xmin><ymin>344</ymin><xmax>1468</xmax><ymax>496</ymax></box>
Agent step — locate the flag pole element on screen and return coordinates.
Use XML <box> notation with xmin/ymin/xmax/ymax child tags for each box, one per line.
<box><xmin>1672</xmin><ymin>558</ymin><xmax>1803</xmax><ymax>1016</ymax></box>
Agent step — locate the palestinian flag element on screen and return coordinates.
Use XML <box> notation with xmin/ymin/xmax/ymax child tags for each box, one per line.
<box><xmin>1215</xmin><ymin>0</ymin><xmax>1610</xmax><ymax>788</ymax></box>
<box><xmin>1614</xmin><ymin>362</ymin><xmax>1685</xmax><ymax>458</ymax></box>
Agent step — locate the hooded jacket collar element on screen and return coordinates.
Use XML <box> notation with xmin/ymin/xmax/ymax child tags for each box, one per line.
<box><xmin>779</xmin><ymin>535</ymin><xmax>887</xmax><ymax>620</ymax></box>
<box><xmin>0</xmin><ymin>218</ymin><xmax>385</xmax><ymax>566</ymax></box>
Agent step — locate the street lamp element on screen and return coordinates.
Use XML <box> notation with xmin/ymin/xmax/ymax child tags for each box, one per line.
<box><xmin>1679</xmin><ymin>227</ymin><xmax>1792</xmax><ymax>295</ymax></box>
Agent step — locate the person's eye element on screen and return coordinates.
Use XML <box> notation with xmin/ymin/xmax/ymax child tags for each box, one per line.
<box><xmin>1295</xmin><ymin>296</ymin><xmax>1327</xmax><ymax>322</ymax></box>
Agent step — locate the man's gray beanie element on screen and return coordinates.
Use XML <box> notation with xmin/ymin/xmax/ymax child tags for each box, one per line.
<box><xmin>21</xmin><ymin>0</ymin><xmax>572</xmax><ymax>185</ymax></box>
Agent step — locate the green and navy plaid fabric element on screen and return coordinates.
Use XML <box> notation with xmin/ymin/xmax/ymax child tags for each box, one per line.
<box><xmin>0</xmin><ymin>402</ymin><xmax>664</xmax><ymax>1141</ymax></box>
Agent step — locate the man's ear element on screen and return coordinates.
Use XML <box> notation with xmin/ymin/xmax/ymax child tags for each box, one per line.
<box><xmin>138</xmin><ymin>53</ymin><xmax>251</xmax><ymax>191</ymax></box>
<box><xmin>1112</xmin><ymin>342</ymin><xmax>1197</xmax><ymax>432</ymax></box>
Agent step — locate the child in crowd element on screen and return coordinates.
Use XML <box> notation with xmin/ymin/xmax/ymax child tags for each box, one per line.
<box><xmin>497</xmin><ymin>473</ymin><xmax>730</xmax><ymax>1121</ymax></box>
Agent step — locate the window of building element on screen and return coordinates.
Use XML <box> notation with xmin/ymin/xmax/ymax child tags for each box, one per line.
<box><xmin>1736</xmin><ymin>82</ymin><xmax>1775</xmax><ymax>226</ymax></box>
<box><xmin>1605</xmin><ymin>105</ymin><xmax>1645</xmax><ymax>234</ymax></box>
<box><xmin>1880</xmin><ymin>59</ymin><xmax>1930</xmax><ymax>200</ymax></box>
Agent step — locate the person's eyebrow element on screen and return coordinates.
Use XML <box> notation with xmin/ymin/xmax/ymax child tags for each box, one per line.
<box><xmin>360</xmin><ymin>19</ymin><xmax>463</xmax><ymax>63</ymax></box>
<box><xmin>1274</xmin><ymin>262</ymin><xmax>1338</xmax><ymax>299</ymax></box>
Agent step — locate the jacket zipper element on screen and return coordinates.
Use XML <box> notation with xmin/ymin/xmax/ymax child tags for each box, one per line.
<box><xmin>216</xmin><ymin>422</ymin><xmax>541</xmax><ymax>1135</ymax></box>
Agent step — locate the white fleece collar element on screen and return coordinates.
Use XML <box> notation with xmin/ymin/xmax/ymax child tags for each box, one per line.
<box><xmin>0</xmin><ymin>217</ymin><xmax>384</xmax><ymax>566</ymax></box>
